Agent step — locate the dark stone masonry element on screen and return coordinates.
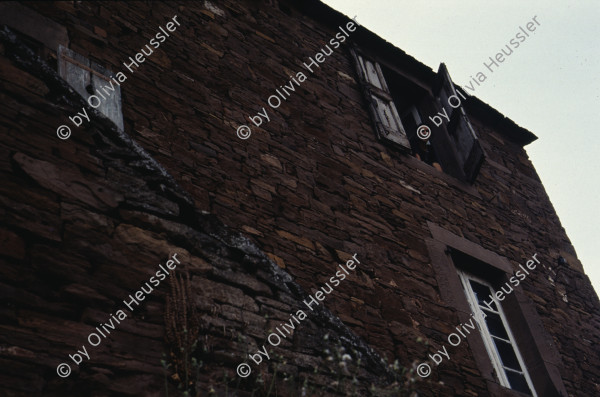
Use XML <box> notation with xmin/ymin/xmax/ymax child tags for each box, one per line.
<box><xmin>0</xmin><ymin>1</ymin><xmax>598</xmax><ymax>396</ymax></box>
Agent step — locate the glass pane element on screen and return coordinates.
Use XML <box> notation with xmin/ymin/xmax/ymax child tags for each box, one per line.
<box><xmin>493</xmin><ymin>338</ymin><xmax>522</xmax><ymax>371</ymax></box>
<box><xmin>505</xmin><ymin>370</ymin><xmax>532</xmax><ymax>395</ymax></box>
<box><xmin>481</xmin><ymin>308</ymin><xmax>496</xmax><ymax>320</ymax></box>
<box><xmin>484</xmin><ymin>311</ymin><xmax>509</xmax><ymax>340</ymax></box>
<box><xmin>468</xmin><ymin>280</ymin><xmax>497</xmax><ymax>310</ymax></box>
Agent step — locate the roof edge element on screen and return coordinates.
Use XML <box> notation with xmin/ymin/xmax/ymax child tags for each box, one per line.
<box><xmin>288</xmin><ymin>0</ymin><xmax>538</xmax><ymax>146</ymax></box>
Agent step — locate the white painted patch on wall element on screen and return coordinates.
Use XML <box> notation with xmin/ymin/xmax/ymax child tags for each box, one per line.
<box><xmin>204</xmin><ymin>1</ymin><xmax>225</xmax><ymax>17</ymax></box>
<box><xmin>398</xmin><ymin>179</ymin><xmax>421</xmax><ymax>194</ymax></box>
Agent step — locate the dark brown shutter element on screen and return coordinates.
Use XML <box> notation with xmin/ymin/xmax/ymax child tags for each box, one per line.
<box><xmin>350</xmin><ymin>48</ymin><xmax>410</xmax><ymax>150</ymax></box>
<box><xmin>435</xmin><ymin>63</ymin><xmax>485</xmax><ymax>183</ymax></box>
<box><xmin>58</xmin><ymin>45</ymin><xmax>124</xmax><ymax>131</ymax></box>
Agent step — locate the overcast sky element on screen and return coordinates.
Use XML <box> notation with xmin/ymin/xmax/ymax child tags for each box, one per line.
<box><xmin>320</xmin><ymin>0</ymin><xmax>600</xmax><ymax>293</ymax></box>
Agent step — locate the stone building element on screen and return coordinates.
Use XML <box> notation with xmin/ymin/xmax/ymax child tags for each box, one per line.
<box><xmin>0</xmin><ymin>0</ymin><xmax>598</xmax><ymax>396</ymax></box>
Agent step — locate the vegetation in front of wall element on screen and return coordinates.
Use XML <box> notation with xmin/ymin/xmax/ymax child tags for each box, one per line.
<box><xmin>180</xmin><ymin>331</ymin><xmax>423</xmax><ymax>396</ymax></box>
<box><xmin>161</xmin><ymin>272</ymin><xmax>427</xmax><ymax>396</ymax></box>
<box><xmin>306</xmin><ymin>333</ymin><xmax>421</xmax><ymax>397</ymax></box>
<box><xmin>164</xmin><ymin>270</ymin><xmax>202</xmax><ymax>396</ymax></box>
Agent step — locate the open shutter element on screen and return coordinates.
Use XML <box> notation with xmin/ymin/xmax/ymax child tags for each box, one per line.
<box><xmin>434</xmin><ymin>63</ymin><xmax>485</xmax><ymax>183</ymax></box>
<box><xmin>58</xmin><ymin>45</ymin><xmax>124</xmax><ymax>131</ymax></box>
<box><xmin>350</xmin><ymin>48</ymin><xmax>410</xmax><ymax>150</ymax></box>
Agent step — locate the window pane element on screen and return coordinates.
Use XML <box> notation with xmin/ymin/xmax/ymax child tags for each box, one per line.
<box><xmin>484</xmin><ymin>311</ymin><xmax>509</xmax><ymax>340</ymax></box>
<box><xmin>493</xmin><ymin>338</ymin><xmax>522</xmax><ymax>371</ymax></box>
<box><xmin>468</xmin><ymin>280</ymin><xmax>497</xmax><ymax>310</ymax></box>
<box><xmin>505</xmin><ymin>370</ymin><xmax>533</xmax><ymax>395</ymax></box>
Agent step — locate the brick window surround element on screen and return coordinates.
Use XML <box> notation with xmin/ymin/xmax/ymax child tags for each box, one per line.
<box><xmin>425</xmin><ymin>221</ymin><xmax>568</xmax><ymax>397</ymax></box>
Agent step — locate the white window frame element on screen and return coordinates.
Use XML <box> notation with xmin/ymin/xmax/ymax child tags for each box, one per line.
<box><xmin>458</xmin><ymin>270</ymin><xmax>538</xmax><ymax>396</ymax></box>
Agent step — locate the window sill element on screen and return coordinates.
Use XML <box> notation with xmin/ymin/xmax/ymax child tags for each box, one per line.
<box><xmin>399</xmin><ymin>151</ymin><xmax>482</xmax><ymax>199</ymax></box>
<box><xmin>486</xmin><ymin>380</ymin><xmax>537</xmax><ymax>397</ymax></box>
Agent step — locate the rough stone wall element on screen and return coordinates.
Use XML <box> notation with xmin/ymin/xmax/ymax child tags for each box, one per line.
<box><xmin>2</xmin><ymin>0</ymin><xmax>600</xmax><ymax>396</ymax></box>
<box><xmin>0</xmin><ymin>23</ymin><xmax>412</xmax><ymax>397</ymax></box>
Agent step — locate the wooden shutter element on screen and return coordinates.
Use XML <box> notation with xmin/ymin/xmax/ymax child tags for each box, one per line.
<box><xmin>434</xmin><ymin>63</ymin><xmax>485</xmax><ymax>183</ymax></box>
<box><xmin>58</xmin><ymin>45</ymin><xmax>124</xmax><ymax>131</ymax></box>
<box><xmin>350</xmin><ymin>48</ymin><xmax>410</xmax><ymax>150</ymax></box>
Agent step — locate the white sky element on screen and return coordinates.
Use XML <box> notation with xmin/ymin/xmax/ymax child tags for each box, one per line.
<box><xmin>321</xmin><ymin>0</ymin><xmax>600</xmax><ymax>293</ymax></box>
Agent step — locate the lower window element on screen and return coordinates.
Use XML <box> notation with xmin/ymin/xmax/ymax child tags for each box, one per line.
<box><xmin>458</xmin><ymin>270</ymin><xmax>537</xmax><ymax>396</ymax></box>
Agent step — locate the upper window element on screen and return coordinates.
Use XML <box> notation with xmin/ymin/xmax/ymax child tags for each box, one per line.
<box><xmin>350</xmin><ymin>48</ymin><xmax>485</xmax><ymax>183</ymax></box>
<box><xmin>0</xmin><ymin>3</ymin><xmax>124</xmax><ymax>132</ymax></box>
<box><xmin>58</xmin><ymin>45</ymin><xmax>124</xmax><ymax>131</ymax></box>
<box><xmin>458</xmin><ymin>270</ymin><xmax>537</xmax><ymax>396</ymax></box>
